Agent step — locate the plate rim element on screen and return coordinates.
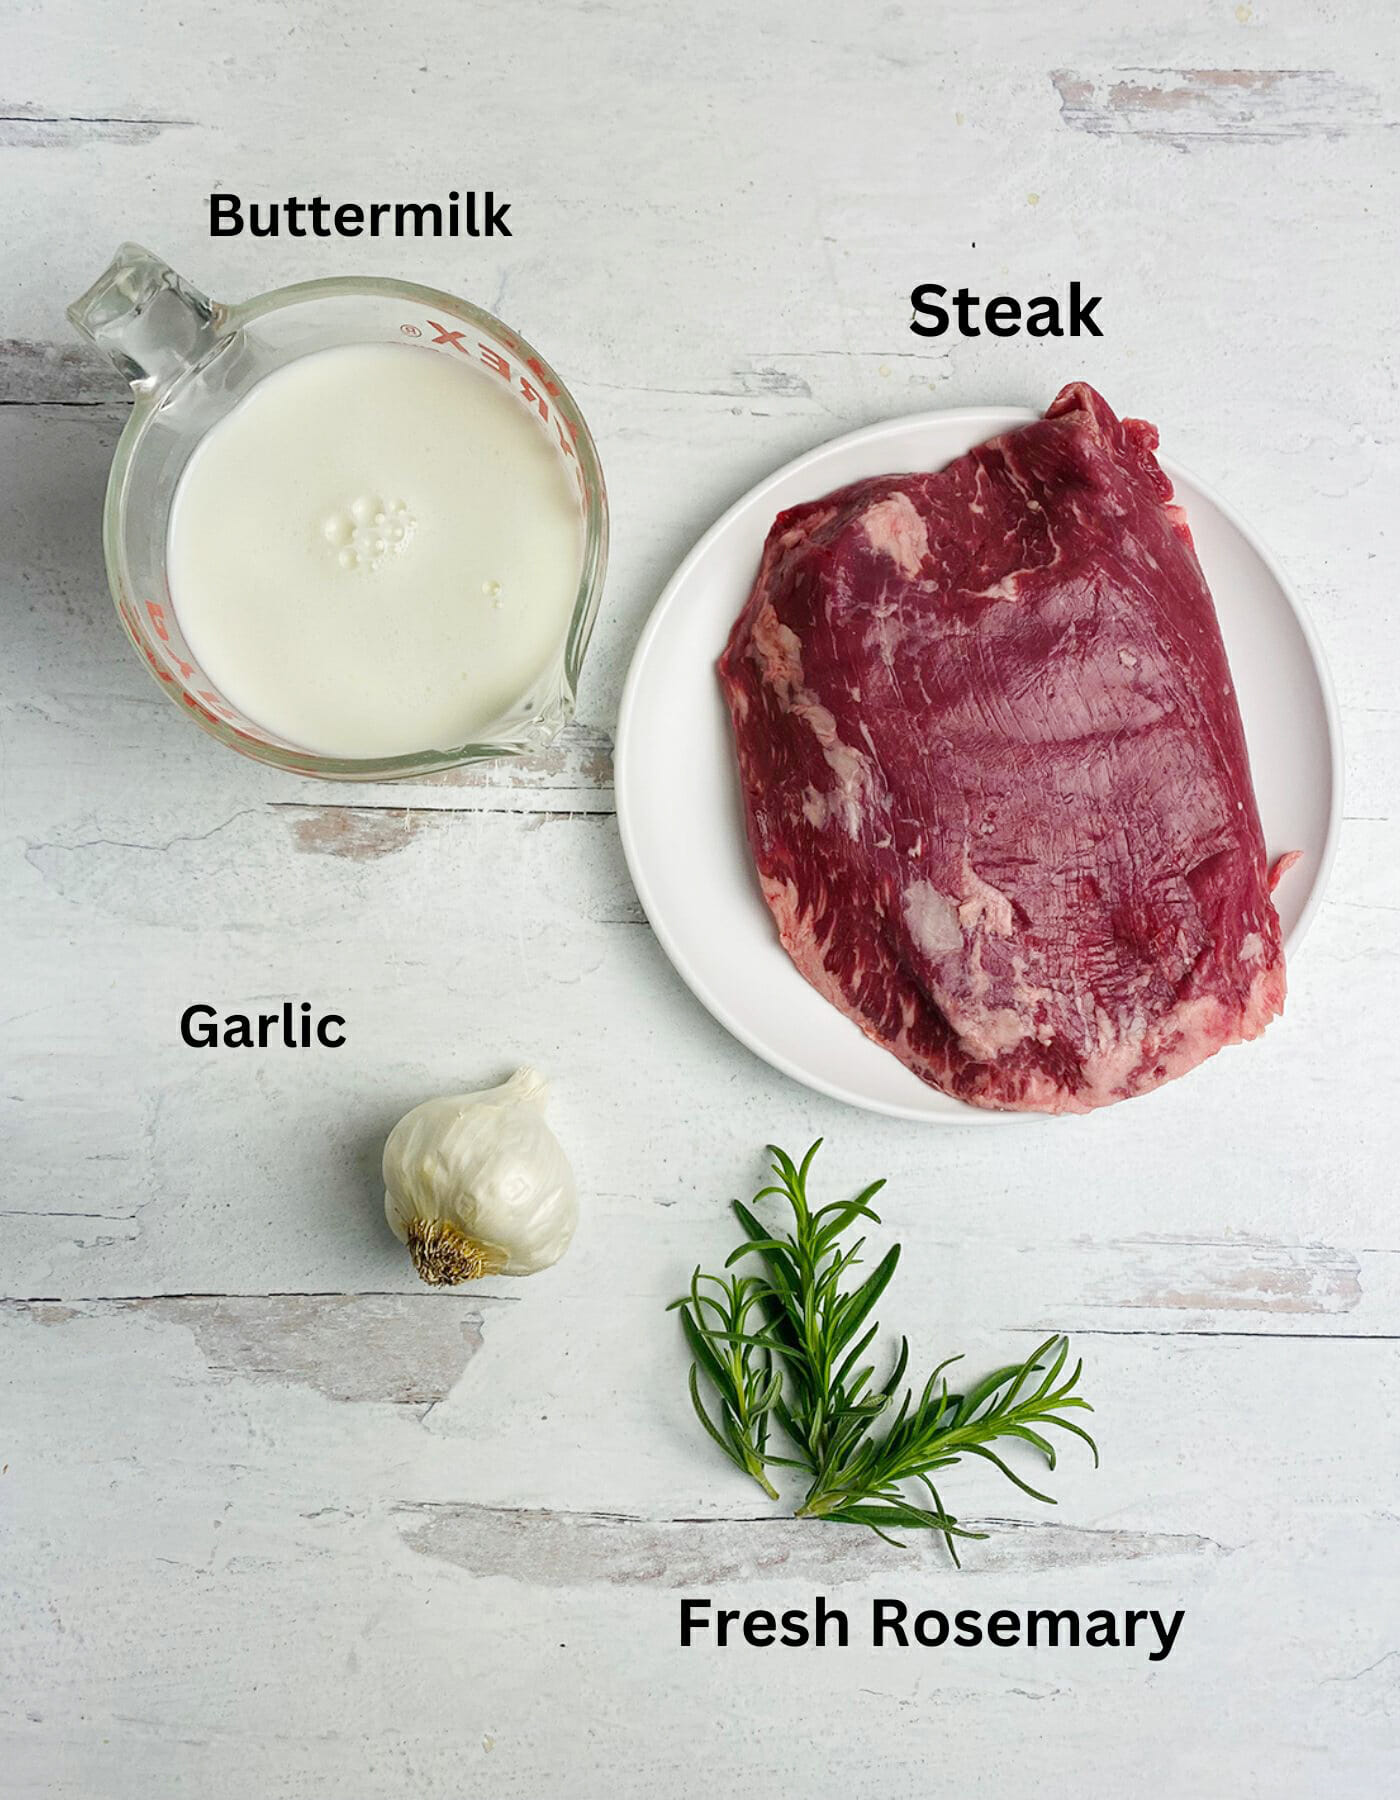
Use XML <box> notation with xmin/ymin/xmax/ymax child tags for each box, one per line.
<box><xmin>615</xmin><ymin>405</ymin><xmax>1344</xmax><ymax>1124</ymax></box>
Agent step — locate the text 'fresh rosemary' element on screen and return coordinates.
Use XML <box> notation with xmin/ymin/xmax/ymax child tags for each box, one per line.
<box><xmin>679</xmin><ymin>1598</ymin><xmax>1184</xmax><ymax>1662</ymax></box>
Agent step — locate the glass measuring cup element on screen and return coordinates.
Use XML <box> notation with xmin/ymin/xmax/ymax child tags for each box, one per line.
<box><xmin>68</xmin><ymin>245</ymin><xmax>608</xmax><ymax>779</ymax></box>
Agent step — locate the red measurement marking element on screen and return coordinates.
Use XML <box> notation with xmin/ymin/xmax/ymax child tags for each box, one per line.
<box><xmin>525</xmin><ymin>357</ymin><xmax>561</xmax><ymax>399</ymax></box>
<box><xmin>428</xmin><ymin>321</ymin><xmax>468</xmax><ymax>352</ymax></box>
<box><xmin>137</xmin><ymin>636</ymin><xmax>175</xmax><ymax>684</ymax></box>
<box><xmin>478</xmin><ymin>343</ymin><xmax>511</xmax><ymax>382</ymax></box>
<box><xmin>143</xmin><ymin>602</ymin><xmax>193</xmax><ymax>677</ymax></box>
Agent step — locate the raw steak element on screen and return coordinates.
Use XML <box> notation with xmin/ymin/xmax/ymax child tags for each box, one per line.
<box><xmin>718</xmin><ymin>383</ymin><xmax>1286</xmax><ymax>1113</ymax></box>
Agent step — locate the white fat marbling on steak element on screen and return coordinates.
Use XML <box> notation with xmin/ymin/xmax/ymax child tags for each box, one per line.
<box><xmin>747</xmin><ymin>596</ymin><xmax>879</xmax><ymax>839</ymax></box>
<box><xmin>958</xmin><ymin>857</ymin><xmax>1016</xmax><ymax>937</ymax></box>
<box><xmin>902</xmin><ymin>881</ymin><xmax>963</xmax><ymax>957</ymax></box>
<box><xmin>861</xmin><ymin>491</ymin><xmax>929</xmax><ymax>577</ymax></box>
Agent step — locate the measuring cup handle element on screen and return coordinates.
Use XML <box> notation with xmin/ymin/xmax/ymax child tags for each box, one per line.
<box><xmin>67</xmin><ymin>244</ymin><xmax>224</xmax><ymax>393</ymax></box>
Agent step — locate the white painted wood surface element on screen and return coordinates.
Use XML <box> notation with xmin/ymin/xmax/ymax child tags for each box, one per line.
<box><xmin>2</xmin><ymin>2</ymin><xmax>1398</xmax><ymax>1794</ymax></box>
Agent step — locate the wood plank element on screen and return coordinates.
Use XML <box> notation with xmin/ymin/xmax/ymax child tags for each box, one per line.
<box><xmin>2</xmin><ymin>1301</ymin><xmax>1396</xmax><ymax>1794</ymax></box>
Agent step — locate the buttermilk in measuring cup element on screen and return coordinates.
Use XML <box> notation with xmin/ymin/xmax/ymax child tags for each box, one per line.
<box><xmin>165</xmin><ymin>342</ymin><xmax>582</xmax><ymax>759</ymax></box>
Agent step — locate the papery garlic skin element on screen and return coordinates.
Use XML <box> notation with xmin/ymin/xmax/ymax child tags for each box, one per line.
<box><xmin>383</xmin><ymin>1067</ymin><xmax>577</xmax><ymax>1282</ymax></box>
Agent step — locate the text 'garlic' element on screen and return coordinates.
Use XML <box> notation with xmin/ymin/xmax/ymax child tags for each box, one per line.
<box><xmin>384</xmin><ymin>1067</ymin><xmax>577</xmax><ymax>1284</ymax></box>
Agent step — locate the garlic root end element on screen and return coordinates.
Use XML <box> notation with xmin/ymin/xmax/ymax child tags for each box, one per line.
<box><xmin>406</xmin><ymin>1217</ymin><xmax>508</xmax><ymax>1285</ymax></box>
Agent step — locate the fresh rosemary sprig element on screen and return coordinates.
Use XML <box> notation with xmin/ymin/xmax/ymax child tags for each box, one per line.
<box><xmin>730</xmin><ymin>1141</ymin><xmax>905</xmax><ymax>1484</ymax></box>
<box><xmin>672</xmin><ymin>1265</ymin><xmax>783</xmax><ymax>1500</ymax></box>
<box><xmin>671</xmin><ymin>1142</ymin><xmax>1098</xmax><ymax>1561</ymax></box>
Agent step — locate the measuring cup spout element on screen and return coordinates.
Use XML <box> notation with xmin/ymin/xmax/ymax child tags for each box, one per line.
<box><xmin>67</xmin><ymin>244</ymin><xmax>224</xmax><ymax>393</ymax></box>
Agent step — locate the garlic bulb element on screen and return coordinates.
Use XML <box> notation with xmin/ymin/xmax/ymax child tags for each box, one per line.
<box><xmin>383</xmin><ymin>1067</ymin><xmax>577</xmax><ymax>1284</ymax></box>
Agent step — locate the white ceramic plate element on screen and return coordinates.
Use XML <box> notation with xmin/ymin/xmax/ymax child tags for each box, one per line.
<box><xmin>615</xmin><ymin>408</ymin><xmax>1342</xmax><ymax>1123</ymax></box>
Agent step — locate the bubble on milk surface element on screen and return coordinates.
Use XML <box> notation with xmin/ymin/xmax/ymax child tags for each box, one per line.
<box><xmin>323</xmin><ymin>495</ymin><xmax>414</xmax><ymax>570</ymax></box>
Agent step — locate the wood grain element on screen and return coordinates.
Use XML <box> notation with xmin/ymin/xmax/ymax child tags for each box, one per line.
<box><xmin>397</xmin><ymin>1502</ymin><xmax>1222</xmax><ymax>1584</ymax></box>
<box><xmin>1051</xmin><ymin>68</ymin><xmax>1387</xmax><ymax>145</ymax></box>
<box><xmin>0</xmin><ymin>105</ymin><xmax>195</xmax><ymax>150</ymax></box>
